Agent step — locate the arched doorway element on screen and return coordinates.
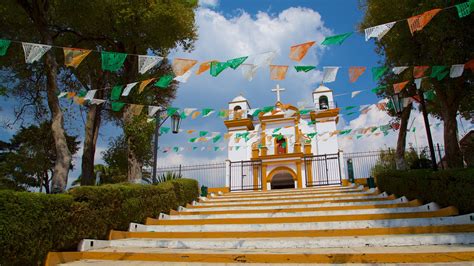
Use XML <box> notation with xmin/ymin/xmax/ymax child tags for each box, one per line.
<box><xmin>268</xmin><ymin>167</ymin><xmax>296</xmax><ymax>189</ymax></box>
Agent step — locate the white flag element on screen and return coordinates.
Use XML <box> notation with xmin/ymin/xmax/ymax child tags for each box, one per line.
<box><xmin>449</xmin><ymin>64</ymin><xmax>464</xmax><ymax>78</ymax></box>
<box><xmin>22</xmin><ymin>42</ymin><xmax>52</xmax><ymax>63</ymax></box>
<box><xmin>351</xmin><ymin>90</ymin><xmax>362</xmax><ymax>98</ymax></box>
<box><xmin>414</xmin><ymin>78</ymin><xmax>423</xmax><ymax>89</ymax></box>
<box><xmin>359</xmin><ymin>104</ymin><xmax>370</xmax><ymax>111</ymax></box>
<box><xmin>200</xmin><ymin>147</ymin><xmax>206</xmax><ymax>151</ymax></box>
<box><xmin>184</xmin><ymin>108</ymin><xmax>197</xmax><ymax>116</ymax></box>
<box><xmin>121</xmin><ymin>82</ymin><xmax>138</xmax><ymax>96</ymax></box>
<box><xmin>402</xmin><ymin>97</ymin><xmax>413</xmax><ymax>108</ymax></box>
<box><xmin>147</xmin><ymin>118</ymin><xmax>155</xmax><ymax>123</ymax></box>
<box><xmin>84</xmin><ymin>90</ymin><xmax>97</xmax><ymax>101</ymax></box>
<box><xmin>138</xmin><ymin>55</ymin><xmax>163</xmax><ymax>74</ymax></box>
<box><xmin>322</xmin><ymin>67</ymin><xmax>339</xmax><ymax>83</ymax></box>
<box><xmin>148</xmin><ymin>106</ymin><xmax>161</xmax><ymax>117</ymax></box>
<box><xmin>173</xmin><ymin>69</ymin><xmax>193</xmax><ymax>83</ymax></box>
<box><xmin>253</xmin><ymin>51</ymin><xmax>276</xmax><ymax>68</ymax></box>
<box><xmin>284</xmin><ymin>109</ymin><xmax>297</xmax><ymax>118</ymax></box>
<box><xmin>364</xmin><ymin>22</ymin><xmax>396</xmax><ymax>41</ymax></box>
<box><xmin>241</xmin><ymin>64</ymin><xmax>257</xmax><ymax>81</ymax></box>
<box><xmin>392</xmin><ymin>66</ymin><xmax>409</xmax><ymax>75</ymax></box>
<box><xmin>90</xmin><ymin>99</ymin><xmax>106</xmax><ymax>105</ymax></box>
<box><xmin>57</xmin><ymin>92</ymin><xmax>68</xmax><ymax>98</ymax></box>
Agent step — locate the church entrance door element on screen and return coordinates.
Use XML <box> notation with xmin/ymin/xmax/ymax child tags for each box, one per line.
<box><xmin>270</xmin><ymin>172</ymin><xmax>295</xmax><ymax>189</ymax></box>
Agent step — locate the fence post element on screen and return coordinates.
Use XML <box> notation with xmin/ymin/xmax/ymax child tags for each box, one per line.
<box><xmin>225</xmin><ymin>160</ymin><xmax>231</xmax><ymax>190</ymax></box>
<box><xmin>179</xmin><ymin>164</ymin><xmax>182</xmax><ymax>177</ymax></box>
<box><xmin>437</xmin><ymin>143</ymin><xmax>444</xmax><ymax>170</ymax></box>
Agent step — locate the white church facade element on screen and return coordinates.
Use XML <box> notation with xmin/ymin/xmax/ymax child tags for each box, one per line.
<box><xmin>224</xmin><ymin>84</ymin><xmax>347</xmax><ymax>191</ymax></box>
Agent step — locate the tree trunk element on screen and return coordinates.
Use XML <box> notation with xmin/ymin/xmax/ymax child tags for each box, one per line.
<box><xmin>19</xmin><ymin>0</ymin><xmax>73</xmax><ymax>193</ymax></box>
<box><xmin>80</xmin><ymin>104</ymin><xmax>102</xmax><ymax>185</ymax></box>
<box><xmin>124</xmin><ymin>108</ymin><xmax>143</xmax><ymax>183</ymax></box>
<box><xmin>441</xmin><ymin>107</ymin><xmax>463</xmax><ymax>168</ymax></box>
<box><xmin>395</xmin><ymin>103</ymin><xmax>412</xmax><ymax>170</ymax></box>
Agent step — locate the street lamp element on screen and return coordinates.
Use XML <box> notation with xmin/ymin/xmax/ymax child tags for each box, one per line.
<box><xmin>389</xmin><ymin>92</ymin><xmax>438</xmax><ymax>171</ymax></box>
<box><xmin>152</xmin><ymin>110</ymin><xmax>182</xmax><ymax>183</ymax></box>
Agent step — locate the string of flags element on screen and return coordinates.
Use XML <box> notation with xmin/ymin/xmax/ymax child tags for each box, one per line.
<box><xmin>0</xmin><ymin>1</ymin><xmax>471</xmax><ymax>84</ymax></box>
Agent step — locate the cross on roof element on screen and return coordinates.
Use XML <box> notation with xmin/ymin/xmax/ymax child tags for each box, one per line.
<box><xmin>271</xmin><ymin>84</ymin><xmax>285</xmax><ymax>102</ymax></box>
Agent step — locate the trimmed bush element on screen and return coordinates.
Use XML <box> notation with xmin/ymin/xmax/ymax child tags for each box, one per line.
<box><xmin>0</xmin><ymin>179</ymin><xmax>198</xmax><ymax>266</ymax></box>
<box><xmin>376</xmin><ymin>168</ymin><xmax>474</xmax><ymax>214</ymax></box>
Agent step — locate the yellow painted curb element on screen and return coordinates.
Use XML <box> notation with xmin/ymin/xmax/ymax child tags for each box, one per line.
<box><xmin>109</xmin><ymin>224</ymin><xmax>474</xmax><ymax>240</ymax></box>
<box><xmin>173</xmin><ymin>199</ymin><xmax>422</xmax><ymax>215</ymax></box>
<box><xmin>45</xmin><ymin>250</ymin><xmax>474</xmax><ymax>265</ymax></box>
<box><xmin>146</xmin><ymin>206</ymin><xmax>458</xmax><ymax>225</ymax></box>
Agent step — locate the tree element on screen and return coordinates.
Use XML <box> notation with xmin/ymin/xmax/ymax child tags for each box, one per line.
<box><xmin>0</xmin><ymin>122</ymin><xmax>79</xmax><ymax>193</ymax></box>
<box><xmin>359</xmin><ymin>0</ymin><xmax>474</xmax><ymax>168</ymax></box>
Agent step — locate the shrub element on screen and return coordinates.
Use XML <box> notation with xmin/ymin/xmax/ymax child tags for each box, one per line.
<box><xmin>0</xmin><ymin>179</ymin><xmax>198</xmax><ymax>266</ymax></box>
<box><xmin>375</xmin><ymin>168</ymin><xmax>474</xmax><ymax>214</ymax></box>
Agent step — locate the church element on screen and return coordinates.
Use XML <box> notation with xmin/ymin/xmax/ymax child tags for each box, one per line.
<box><xmin>224</xmin><ymin>84</ymin><xmax>347</xmax><ymax>191</ymax></box>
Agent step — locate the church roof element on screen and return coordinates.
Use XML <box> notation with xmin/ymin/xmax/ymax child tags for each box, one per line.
<box><xmin>313</xmin><ymin>84</ymin><xmax>332</xmax><ymax>93</ymax></box>
<box><xmin>231</xmin><ymin>95</ymin><xmax>248</xmax><ymax>102</ymax></box>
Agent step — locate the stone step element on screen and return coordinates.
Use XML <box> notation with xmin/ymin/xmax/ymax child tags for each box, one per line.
<box><xmin>214</xmin><ymin>185</ymin><xmax>365</xmax><ymax>199</ymax></box>
<box><xmin>79</xmin><ymin>233</ymin><xmax>474</xmax><ymax>251</ymax></box>
<box><xmin>179</xmin><ymin>196</ymin><xmax>412</xmax><ymax>212</ymax></box>
<box><xmin>190</xmin><ymin>193</ymin><xmax>393</xmax><ymax>208</ymax></box>
<box><xmin>131</xmin><ymin>213</ymin><xmax>473</xmax><ymax>233</ymax></box>
<box><xmin>201</xmin><ymin>189</ymin><xmax>379</xmax><ymax>203</ymax></box>
<box><xmin>220</xmin><ymin>184</ymin><xmax>359</xmax><ymax>197</ymax></box>
<box><xmin>174</xmin><ymin>199</ymin><xmax>421</xmax><ymax>215</ymax></box>
<box><xmin>110</xmin><ymin>224</ymin><xmax>474</xmax><ymax>240</ymax></box>
<box><xmin>47</xmin><ymin>245</ymin><xmax>474</xmax><ymax>265</ymax></box>
<box><xmin>146</xmin><ymin>207</ymin><xmax>458</xmax><ymax>225</ymax></box>
<box><xmin>161</xmin><ymin>203</ymin><xmax>440</xmax><ymax>220</ymax></box>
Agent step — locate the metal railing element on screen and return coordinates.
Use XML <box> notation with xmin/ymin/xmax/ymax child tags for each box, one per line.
<box><xmin>153</xmin><ymin>162</ymin><xmax>226</xmax><ymax>188</ymax></box>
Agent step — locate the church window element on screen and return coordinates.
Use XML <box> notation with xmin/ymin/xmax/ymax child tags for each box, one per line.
<box><xmin>319</xmin><ymin>95</ymin><xmax>329</xmax><ymax>110</ymax></box>
<box><xmin>233</xmin><ymin>105</ymin><xmax>242</xmax><ymax>119</ymax></box>
<box><xmin>276</xmin><ymin>138</ymin><xmax>287</xmax><ymax>154</ymax></box>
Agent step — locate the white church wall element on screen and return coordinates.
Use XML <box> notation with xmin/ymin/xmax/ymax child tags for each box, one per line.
<box><xmin>316</xmin><ymin>121</ymin><xmax>338</xmax><ymax>155</ymax></box>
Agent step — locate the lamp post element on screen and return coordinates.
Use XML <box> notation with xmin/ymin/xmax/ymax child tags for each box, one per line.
<box><xmin>152</xmin><ymin>111</ymin><xmax>181</xmax><ymax>183</ymax></box>
<box><xmin>390</xmin><ymin>92</ymin><xmax>438</xmax><ymax>171</ymax></box>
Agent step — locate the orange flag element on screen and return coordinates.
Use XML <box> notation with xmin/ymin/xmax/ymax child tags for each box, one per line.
<box><xmin>67</xmin><ymin>92</ymin><xmax>77</xmax><ymax>99</ymax></box>
<box><xmin>348</xmin><ymin>66</ymin><xmax>366</xmax><ymax>83</ymax></box>
<box><xmin>191</xmin><ymin>111</ymin><xmax>201</xmax><ymax>119</ymax></box>
<box><xmin>289</xmin><ymin>41</ymin><xmax>316</xmax><ymax>62</ymax></box>
<box><xmin>172</xmin><ymin>58</ymin><xmax>198</xmax><ymax>76</ymax></box>
<box><xmin>196</xmin><ymin>60</ymin><xmax>217</xmax><ymax>75</ymax></box>
<box><xmin>63</xmin><ymin>48</ymin><xmax>91</xmax><ymax>68</ymax></box>
<box><xmin>465</xmin><ymin>59</ymin><xmax>474</xmax><ymax>73</ymax></box>
<box><xmin>270</xmin><ymin>65</ymin><xmax>289</xmax><ymax>80</ymax></box>
<box><xmin>138</xmin><ymin>78</ymin><xmax>155</xmax><ymax>93</ymax></box>
<box><xmin>393</xmin><ymin>81</ymin><xmax>409</xmax><ymax>93</ymax></box>
<box><xmin>413</xmin><ymin>66</ymin><xmax>429</xmax><ymax>78</ymax></box>
<box><xmin>407</xmin><ymin>9</ymin><xmax>442</xmax><ymax>35</ymax></box>
<box><xmin>186</xmin><ymin>130</ymin><xmax>196</xmax><ymax>134</ymax></box>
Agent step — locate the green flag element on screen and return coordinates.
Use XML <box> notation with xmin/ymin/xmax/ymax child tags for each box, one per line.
<box><xmin>110</xmin><ymin>85</ymin><xmax>123</xmax><ymax>101</ymax></box>
<box><xmin>0</xmin><ymin>39</ymin><xmax>11</xmax><ymax>56</ymax></box>
<box><xmin>299</xmin><ymin>109</ymin><xmax>311</xmax><ymax>115</ymax></box>
<box><xmin>262</xmin><ymin>106</ymin><xmax>274</xmax><ymax>113</ymax></box>
<box><xmin>356</xmin><ymin>135</ymin><xmax>363</xmax><ymax>139</ymax></box>
<box><xmin>294</xmin><ymin>66</ymin><xmax>316</xmax><ymax>72</ymax></box>
<box><xmin>77</xmin><ymin>90</ymin><xmax>87</xmax><ymax>97</ymax></box>
<box><xmin>252</xmin><ymin>109</ymin><xmax>262</xmax><ymax>116</ymax></box>
<box><xmin>210</xmin><ymin>61</ymin><xmax>228</xmax><ymax>77</ymax></box>
<box><xmin>160</xmin><ymin>127</ymin><xmax>170</xmax><ymax>134</ymax></box>
<box><xmin>437</xmin><ymin>70</ymin><xmax>449</xmax><ymax>81</ymax></box>
<box><xmin>371</xmin><ymin>66</ymin><xmax>388</xmax><ymax>81</ymax></box>
<box><xmin>344</xmin><ymin>105</ymin><xmax>357</xmax><ymax>110</ymax></box>
<box><xmin>236</xmin><ymin>146</ymin><xmax>240</xmax><ymax>151</ymax></box>
<box><xmin>307</xmin><ymin>121</ymin><xmax>316</xmax><ymax>125</ymax></box>
<box><xmin>383</xmin><ymin>131</ymin><xmax>389</xmax><ymax>136</ymax></box>
<box><xmin>192</xmin><ymin>146</ymin><xmax>198</xmax><ymax>150</ymax></box>
<box><xmin>155</xmin><ymin>74</ymin><xmax>174</xmax><ymax>88</ymax></box>
<box><xmin>218</xmin><ymin>110</ymin><xmax>227</xmax><ymax>118</ymax></box>
<box><xmin>345</xmin><ymin>112</ymin><xmax>356</xmax><ymax>116</ymax></box>
<box><xmin>258</xmin><ymin>144</ymin><xmax>263</xmax><ymax>149</ymax></box>
<box><xmin>424</xmin><ymin>90</ymin><xmax>436</xmax><ymax>101</ymax></box>
<box><xmin>202</xmin><ymin>108</ymin><xmax>214</xmax><ymax>117</ymax></box>
<box><xmin>180</xmin><ymin>111</ymin><xmax>187</xmax><ymax>119</ymax></box>
<box><xmin>430</xmin><ymin>66</ymin><xmax>449</xmax><ymax>81</ymax></box>
<box><xmin>199</xmin><ymin>131</ymin><xmax>208</xmax><ymax>137</ymax></box>
<box><xmin>189</xmin><ymin>137</ymin><xmax>197</xmax><ymax>143</ymax></box>
<box><xmin>111</xmin><ymin>102</ymin><xmax>125</xmax><ymax>111</ymax></box>
<box><xmin>307</xmin><ymin>133</ymin><xmax>317</xmax><ymax>138</ymax></box>
<box><xmin>214</xmin><ymin>146</ymin><xmax>220</xmax><ymax>151</ymax></box>
<box><xmin>273</xmin><ymin>128</ymin><xmax>281</xmax><ymax>133</ymax></box>
<box><xmin>371</xmin><ymin>127</ymin><xmax>378</xmax><ymax>133</ymax></box>
<box><xmin>173</xmin><ymin>147</ymin><xmax>179</xmax><ymax>152</ymax></box>
<box><xmin>166</xmin><ymin>107</ymin><xmax>179</xmax><ymax>116</ymax></box>
<box><xmin>456</xmin><ymin>0</ymin><xmax>474</xmax><ymax>18</ymax></box>
<box><xmin>321</xmin><ymin>32</ymin><xmax>353</xmax><ymax>45</ymax></box>
<box><xmin>272</xmin><ymin>134</ymin><xmax>283</xmax><ymax>140</ymax></box>
<box><xmin>212</xmin><ymin>135</ymin><xmax>222</xmax><ymax>143</ymax></box>
<box><xmin>101</xmin><ymin>51</ymin><xmax>127</xmax><ymax>71</ymax></box>
<box><xmin>281</xmin><ymin>142</ymin><xmax>287</xmax><ymax>148</ymax></box>
<box><xmin>412</xmin><ymin>127</ymin><xmax>416</xmax><ymax>132</ymax></box>
<box><xmin>226</xmin><ymin>56</ymin><xmax>248</xmax><ymax>69</ymax></box>
<box><xmin>371</xmin><ymin>85</ymin><xmax>386</xmax><ymax>94</ymax></box>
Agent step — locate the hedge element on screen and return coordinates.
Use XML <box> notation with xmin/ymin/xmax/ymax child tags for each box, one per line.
<box><xmin>0</xmin><ymin>179</ymin><xmax>199</xmax><ymax>266</ymax></box>
<box><xmin>376</xmin><ymin>168</ymin><xmax>474</xmax><ymax>214</ymax></box>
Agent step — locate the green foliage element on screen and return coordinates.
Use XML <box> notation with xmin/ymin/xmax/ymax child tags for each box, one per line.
<box><xmin>371</xmin><ymin>147</ymin><xmax>432</xmax><ymax>176</ymax></box>
<box><xmin>0</xmin><ymin>122</ymin><xmax>80</xmax><ymax>193</ymax></box>
<box><xmin>375</xmin><ymin>168</ymin><xmax>474</xmax><ymax>214</ymax></box>
<box><xmin>0</xmin><ymin>179</ymin><xmax>198</xmax><ymax>266</ymax></box>
<box><xmin>156</xmin><ymin>171</ymin><xmax>182</xmax><ymax>183</ymax></box>
<box><xmin>123</xmin><ymin>114</ymin><xmax>155</xmax><ymax>166</ymax></box>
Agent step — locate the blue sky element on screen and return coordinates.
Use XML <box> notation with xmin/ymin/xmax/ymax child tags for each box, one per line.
<box><xmin>1</xmin><ymin>0</ymin><xmax>469</xmax><ymax>183</ymax></box>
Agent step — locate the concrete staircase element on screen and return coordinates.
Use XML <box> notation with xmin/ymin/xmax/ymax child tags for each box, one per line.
<box><xmin>46</xmin><ymin>184</ymin><xmax>474</xmax><ymax>265</ymax></box>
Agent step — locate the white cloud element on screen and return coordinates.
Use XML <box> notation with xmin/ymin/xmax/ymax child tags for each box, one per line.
<box><xmin>199</xmin><ymin>0</ymin><xmax>219</xmax><ymax>8</ymax></box>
